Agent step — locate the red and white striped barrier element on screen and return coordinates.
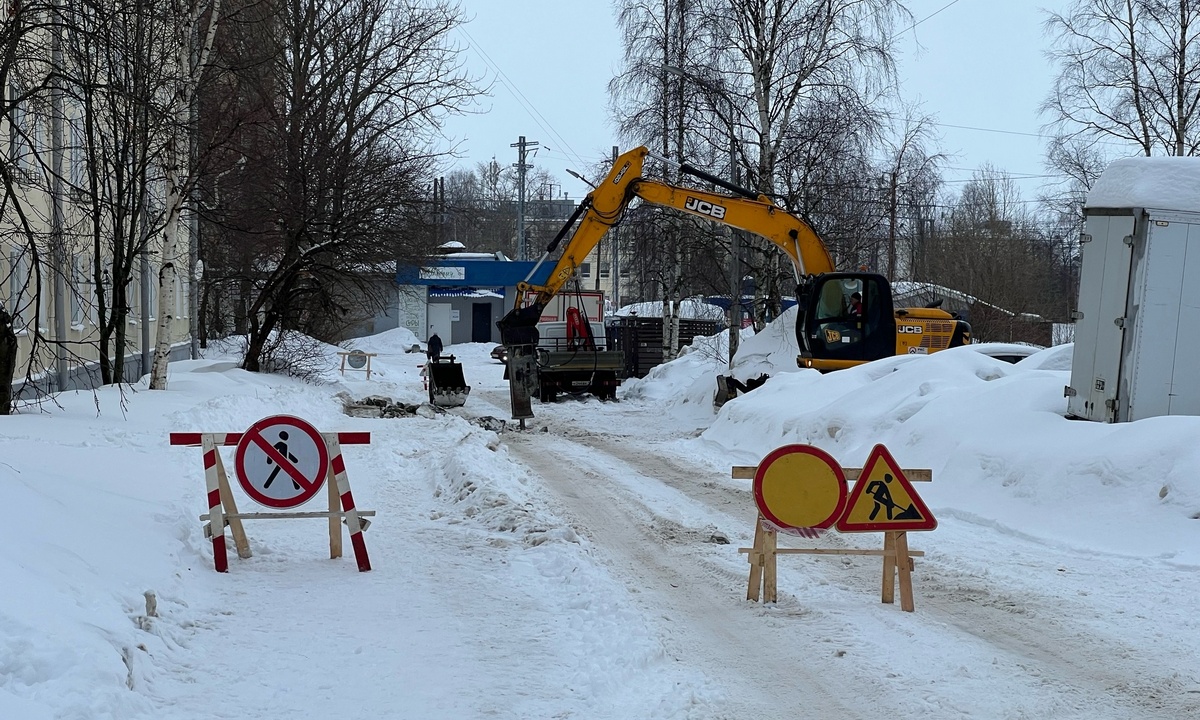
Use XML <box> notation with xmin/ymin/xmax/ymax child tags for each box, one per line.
<box><xmin>171</xmin><ymin>423</ymin><xmax>374</xmax><ymax>573</ymax></box>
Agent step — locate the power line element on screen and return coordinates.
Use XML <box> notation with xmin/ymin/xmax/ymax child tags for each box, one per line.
<box><xmin>934</xmin><ymin>122</ymin><xmax>1048</xmax><ymax>139</ymax></box>
<box><xmin>457</xmin><ymin>27</ymin><xmax>587</xmax><ymax>170</ymax></box>
<box><xmin>897</xmin><ymin>0</ymin><xmax>965</xmax><ymax>36</ymax></box>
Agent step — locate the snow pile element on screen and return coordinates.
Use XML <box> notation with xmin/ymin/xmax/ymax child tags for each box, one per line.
<box><xmin>625</xmin><ymin>312</ymin><xmax>1199</xmax><ymax>564</ymax></box>
<box><xmin>1086</xmin><ymin>156</ymin><xmax>1200</xmax><ymax>212</ymax></box>
<box><xmin>1015</xmin><ymin>342</ymin><xmax>1073</xmax><ymax>371</ymax></box>
<box><xmin>723</xmin><ymin>305</ymin><xmax>806</xmax><ymax>378</ymax></box>
<box><xmin>613</xmin><ymin>298</ymin><xmax>724</xmax><ymax>320</ymax></box>
<box><xmin>342</xmin><ymin>325</ymin><xmax>423</xmax><ymax>354</ymax></box>
<box><xmin>622</xmin><ymin>305</ymin><xmax>822</xmax><ymax>425</ymax></box>
<box><xmin>431</xmin><ymin>420</ymin><xmax>581</xmax><ymax>546</ymax></box>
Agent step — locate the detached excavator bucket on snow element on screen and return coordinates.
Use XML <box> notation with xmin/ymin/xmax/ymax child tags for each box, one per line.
<box><xmin>426</xmin><ymin>355</ymin><xmax>471</xmax><ymax>407</ymax></box>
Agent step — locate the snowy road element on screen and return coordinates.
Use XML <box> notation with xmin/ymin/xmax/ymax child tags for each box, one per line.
<box><xmin>11</xmin><ymin>333</ymin><xmax>1195</xmax><ymax>720</ymax></box>
<box><xmin>467</xmin><ymin>378</ymin><xmax>1200</xmax><ymax>720</ymax></box>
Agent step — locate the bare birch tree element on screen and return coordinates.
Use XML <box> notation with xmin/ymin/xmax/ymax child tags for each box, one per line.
<box><xmin>695</xmin><ymin>0</ymin><xmax>910</xmax><ymax>327</ymax></box>
<box><xmin>209</xmin><ymin>0</ymin><xmax>480</xmax><ymax>372</ymax></box>
<box><xmin>610</xmin><ymin>0</ymin><xmax>712</xmax><ymax>360</ymax></box>
<box><xmin>147</xmin><ymin>0</ymin><xmax>223</xmax><ymax>389</ymax></box>
<box><xmin>58</xmin><ymin>0</ymin><xmax>177</xmax><ymax>385</ymax></box>
<box><xmin>1045</xmin><ymin>0</ymin><xmax>1200</xmax><ymax>156</ymax></box>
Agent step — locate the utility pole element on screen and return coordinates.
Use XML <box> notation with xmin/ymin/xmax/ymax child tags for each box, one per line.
<box><xmin>888</xmin><ymin>170</ymin><xmax>898</xmax><ymax>280</ymax></box>
<box><xmin>727</xmin><ymin>123</ymin><xmax>742</xmax><ymax>372</ymax></box>
<box><xmin>188</xmin><ymin>19</ymin><xmax>201</xmax><ymax>360</ymax></box>
<box><xmin>433</xmin><ymin>176</ymin><xmax>445</xmax><ymax>246</ymax></box>
<box><xmin>511</xmin><ymin>135</ymin><xmax>538</xmax><ymax>260</ymax></box>
<box><xmin>50</xmin><ymin>5</ymin><xmax>68</xmax><ymax>391</ymax></box>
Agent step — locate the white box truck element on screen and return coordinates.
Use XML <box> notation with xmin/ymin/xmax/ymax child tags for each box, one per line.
<box><xmin>1067</xmin><ymin>157</ymin><xmax>1200</xmax><ymax>422</ymax></box>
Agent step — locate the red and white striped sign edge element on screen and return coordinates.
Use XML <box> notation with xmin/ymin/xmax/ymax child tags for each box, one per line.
<box><xmin>170</xmin><ymin>432</ymin><xmax>371</xmax><ymax>446</ymax></box>
<box><xmin>325</xmin><ymin>433</ymin><xmax>371</xmax><ymax>572</ymax></box>
<box><xmin>234</xmin><ymin>415</ymin><xmax>330</xmax><ymax>509</ymax></box>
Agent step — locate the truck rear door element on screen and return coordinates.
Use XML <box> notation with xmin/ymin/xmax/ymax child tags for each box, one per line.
<box><xmin>1067</xmin><ymin>211</ymin><xmax>1135</xmax><ymax>422</ymax></box>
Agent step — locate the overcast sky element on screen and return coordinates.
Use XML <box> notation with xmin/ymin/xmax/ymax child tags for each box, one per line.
<box><xmin>441</xmin><ymin>0</ymin><xmax>1066</xmax><ymax>205</ymax></box>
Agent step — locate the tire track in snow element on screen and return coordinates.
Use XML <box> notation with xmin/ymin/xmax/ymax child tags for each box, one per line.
<box><xmin>472</xmin><ymin>387</ymin><xmax>1200</xmax><ymax>719</ymax></box>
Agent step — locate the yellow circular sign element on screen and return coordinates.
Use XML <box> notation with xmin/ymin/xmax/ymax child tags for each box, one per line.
<box><xmin>753</xmin><ymin>445</ymin><xmax>847</xmax><ymax>534</ymax></box>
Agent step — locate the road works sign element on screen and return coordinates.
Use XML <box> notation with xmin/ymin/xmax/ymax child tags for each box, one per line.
<box><xmin>753</xmin><ymin>444</ymin><xmax>848</xmax><ymax>537</ymax></box>
<box><xmin>234</xmin><ymin>415</ymin><xmax>330</xmax><ymax>508</ymax></box>
<box><xmin>836</xmin><ymin>444</ymin><xmax>936</xmax><ymax>532</ymax></box>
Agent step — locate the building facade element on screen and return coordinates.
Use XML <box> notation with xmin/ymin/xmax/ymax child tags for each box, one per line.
<box><xmin>395</xmin><ymin>248</ymin><xmax>553</xmax><ymax>346</ymax></box>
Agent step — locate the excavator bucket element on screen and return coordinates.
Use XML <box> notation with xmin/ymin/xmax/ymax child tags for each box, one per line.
<box><xmin>426</xmin><ymin>355</ymin><xmax>471</xmax><ymax>407</ymax></box>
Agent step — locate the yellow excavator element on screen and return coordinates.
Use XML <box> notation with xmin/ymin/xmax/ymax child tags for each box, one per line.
<box><xmin>497</xmin><ymin>146</ymin><xmax>970</xmax><ymax>372</ymax></box>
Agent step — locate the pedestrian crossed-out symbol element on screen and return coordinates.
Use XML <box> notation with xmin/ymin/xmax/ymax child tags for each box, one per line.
<box><xmin>264</xmin><ymin>430</ymin><xmax>301</xmax><ymax>491</ymax></box>
<box><xmin>234</xmin><ymin>415</ymin><xmax>330</xmax><ymax>509</ymax></box>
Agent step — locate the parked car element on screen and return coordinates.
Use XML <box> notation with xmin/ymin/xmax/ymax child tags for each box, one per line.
<box><xmin>490</xmin><ymin>345</ymin><xmax>508</xmax><ymax>364</ymax></box>
<box><xmin>967</xmin><ymin>342</ymin><xmax>1041</xmax><ymax>364</ymax></box>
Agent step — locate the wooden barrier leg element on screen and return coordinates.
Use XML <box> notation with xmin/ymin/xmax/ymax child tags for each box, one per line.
<box><xmin>763</xmin><ymin>527</ymin><xmax>778</xmax><ymax>603</ymax></box>
<box><xmin>894</xmin><ymin>531</ymin><xmax>915</xmax><ymax>612</ymax></box>
<box><xmin>201</xmin><ymin>435</ymin><xmax>228</xmax><ymax>573</ymax></box>
<box><xmin>327</xmin><ymin>453</ymin><xmax>342</xmax><ymax>559</ymax></box>
<box><xmin>746</xmin><ymin>516</ymin><xmax>766</xmax><ymax>602</ymax></box>
<box><xmin>881</xmin><ymin>531</ymin><xmax>897</xmax><ymax>604</ymax></box>
<box><xmin>214</xmin><ymin>445</ymin><xmax>251</xmax><ymax>559</ymax></box>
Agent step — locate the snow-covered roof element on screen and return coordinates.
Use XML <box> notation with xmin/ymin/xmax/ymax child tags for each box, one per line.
<box><xmin>891</xmin><ymin>281</ymin><xmax>979</xmax><ymax>306</ymax></box>
<box><xmin>428</xmin><ymin>287</ymin><xmax>504</xmax><ymax>299</ymax></box>
<box><xmin>614</xmin><ymin>298</ymin><xmax>725</xmax><ymax>320</ymax></box>
<box><xmin>439</xmin><ymin>252</ymin><xmax>499</xmax><ymax>260</ymax></box>
<box><xmin>1086</xmin><ymin>156</ymin><xmax>1200</xmax><ymax>213</ymax></box>
<box><xmin>891</xmin><ymin>281</ymin><xmax>1044</xmax><ymax>321</ymax></box>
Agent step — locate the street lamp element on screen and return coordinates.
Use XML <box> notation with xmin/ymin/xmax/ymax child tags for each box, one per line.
<box><xmin>662</xmin><ymin>65</ymin><xmax>743</xmax><ymax>371</ymax></box>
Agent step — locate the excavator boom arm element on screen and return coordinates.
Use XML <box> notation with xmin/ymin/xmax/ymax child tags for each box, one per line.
<box><xmin>629</xmin><ymin>179</ymin><xmax>834</xmax><ymax>277</ymax></box>
<box><xmin>500</xmin><ymin>146</ymin><xmax>834</xmax><ymax>344</ymax></box>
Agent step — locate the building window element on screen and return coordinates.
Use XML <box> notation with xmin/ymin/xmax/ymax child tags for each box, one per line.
<box><xmin>8</xmin><ymin>247</ymin><xmax>27</xmax><ymax>329</ymax></box>
<box><xmin>580</xmin><ymin>262</ymin><xmax>591</xmax><ymax>278</ymax></box>
<box><xmin>599</xmin><ymin>264</ymin><xmax>611</xmax><ymax>279</ymax></box>
<box><xmin>9</xmin><ymin>82</ymin><xmax>25</xmax><ymax>166</ymax></box>
<box><xmin>69</xmin><ymin>115</ymin><xmax>86</xmax><ymax>189</ymax></box>
<box><xmin>70</xmin><ymin>256</ymin><xmax>85</xmax><ymax>325</ymax></box>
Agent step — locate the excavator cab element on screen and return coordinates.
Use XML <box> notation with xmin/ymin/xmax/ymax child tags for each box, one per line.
<box><xmin>797</xmin><ymin>272</ymin><xmax>971</xmax><ymax>371</ymax></box>
<box><xmin>797</xmin><ymin>273</ymin><xmax>897</xmax><ymax>370</ymax></box>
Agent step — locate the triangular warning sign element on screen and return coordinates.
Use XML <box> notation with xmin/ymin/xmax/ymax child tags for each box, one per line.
<box><xmin>836</xmin><ymin>444</ymin><xmax>937</xmax><ymax>532</ymax></box>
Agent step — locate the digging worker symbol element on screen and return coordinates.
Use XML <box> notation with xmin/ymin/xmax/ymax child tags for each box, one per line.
<box><xmin>866</xmin><ymin>472</ymin><xmax>921</xmax><ymax>521</ymax></box>
<box><xmin>264</xmin><ymin>430</ymin><xmax>301</xmax><ymax>490</ymax></box>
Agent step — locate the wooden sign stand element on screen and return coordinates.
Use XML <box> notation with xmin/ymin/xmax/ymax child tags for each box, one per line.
<box><xmin>733</xmin><ymin>464</ymin><xmax>931</xmax><ymax>612</ymax></box>
<box><xmin>169</xmin><ymin>430</ymin><xmax>375</xmax><ymax>573</ymax></box>
<box><xmin>337</xmin><ymin>351</ymin><xmax>378</xmax><ymax>379</ymax></box>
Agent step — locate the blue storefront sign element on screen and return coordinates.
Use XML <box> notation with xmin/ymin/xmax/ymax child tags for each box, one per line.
<box><xmin>397</xmin><ymin>259</ymin><xmax>553</xmax><ymax>288</ymax></box>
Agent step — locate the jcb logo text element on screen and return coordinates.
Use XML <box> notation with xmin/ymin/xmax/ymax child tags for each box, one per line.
<box><xmin>684</xmin><ymin>197</ymin><xmax>726</xmax><ymax>219</ymax></box>
<box><xmin>897</xmin><ymin>325</ymin><xmax>923</xmax><ymax>334</ymax></box>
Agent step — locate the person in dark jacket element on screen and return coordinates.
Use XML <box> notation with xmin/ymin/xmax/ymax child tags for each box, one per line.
<box><xmin>427</xmin><ymin>331</ymin><xmax>444</xmax><ymax>362</ymax></box>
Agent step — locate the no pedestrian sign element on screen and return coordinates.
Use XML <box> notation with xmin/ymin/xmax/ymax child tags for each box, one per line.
<box><xmin>234</xmin><ymin>415</ymin><xmax>330</xmax><ymax>508</ymax></box>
